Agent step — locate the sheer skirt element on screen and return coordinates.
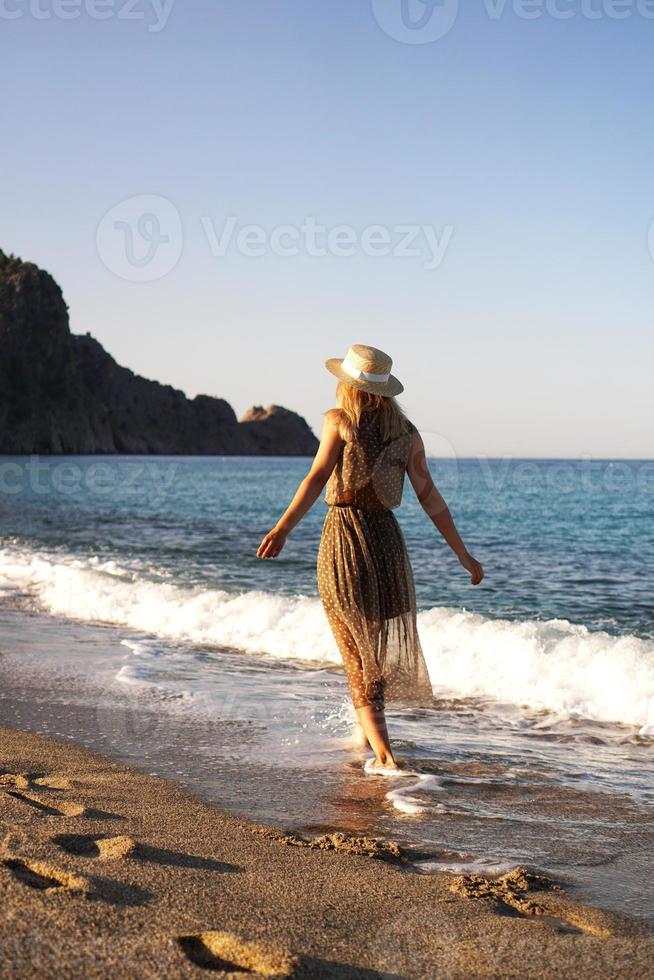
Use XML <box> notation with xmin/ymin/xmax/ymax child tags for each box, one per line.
<box><xmin>317</xmin><ymin>505</ymin><xmax>433</xmax><ymax>711</ymax></box>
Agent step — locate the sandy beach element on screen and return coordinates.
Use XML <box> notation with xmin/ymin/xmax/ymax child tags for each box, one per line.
<box><xmin>1</xmin><ymin>724</ymin><xmax>652</xmax><ymax>979</ymax></box>
<box><xmin>3</xmin><ymin>0</ymin><xmax>653</xmax><ymax>972</ymax></box>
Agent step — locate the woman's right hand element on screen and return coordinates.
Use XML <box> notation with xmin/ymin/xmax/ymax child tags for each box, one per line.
<box><xmin>257</xmin><ymin>526</ymin><xmax>288</xmax><ymax>559</ymax></box>
<box><xmin>458</xmin><ymin>550</ymin><xmax>484</xmax><ymax>585</ymax></box>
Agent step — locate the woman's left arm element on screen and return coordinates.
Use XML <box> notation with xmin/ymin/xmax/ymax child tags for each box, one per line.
<box><xmin>256</xmin><ymin>413</ymin><xmax>344</xmax><ymax>559</ymax></box>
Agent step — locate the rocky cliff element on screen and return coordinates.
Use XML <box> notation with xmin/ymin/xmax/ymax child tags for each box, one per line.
<box><xmin>0</xmin><ymin>252</ymin><xmax>318</xmax><ymax>455</ymax></box>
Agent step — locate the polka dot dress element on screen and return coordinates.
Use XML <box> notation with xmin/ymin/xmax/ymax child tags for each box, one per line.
<box><xmin>317</xmin><ymin>409</ymin><xmax>433</xmax><ymax>712</ymax></box>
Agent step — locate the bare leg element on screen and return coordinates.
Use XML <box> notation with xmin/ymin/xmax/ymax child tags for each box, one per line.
<box><xmin>355</xmin><ymin>704</ymin><xmax>398</xmax><ymax>768</ymax></box>
<box><xmin>328</xmin><ymin>618</ymin><xmax>398</xmax><ymax>766</ymax></box>
<box><xmin>352</xmin><ymin>721</ymin><xmax>370</xmax><ymax>748</ymax></box>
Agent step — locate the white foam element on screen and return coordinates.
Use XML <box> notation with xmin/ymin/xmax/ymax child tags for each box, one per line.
<box><xmin>1</xmin><ymin>543</ymin><xmax>653</xmax><ymax>733</ymax></box>
<box><xmin>415</xmin><ymin>857</ymin><xmax>516</xmax><ymax>876</ymax></box>
<box><xmin>387</xmin><ymin>793</ymin><xmax>426</xmax><ymax>815</ymax></box>
<box><xmin>0</xmin><ymin>545</ymin><xmax>337</xmax><ymax>663</ymax></box>
<box><xmin>418</xmin><ymin>606</ymin><xmax>654</xmax><ymax>735</ymax></box>
<box><xmin>364</xmin><ymin>757</ymin><xmax>421</xmax><ymax>777</ymax></box>
<box><xmin>385</xmin><ymin>773</ymin><xmax>446</xmax><ymax>815</ymax></box>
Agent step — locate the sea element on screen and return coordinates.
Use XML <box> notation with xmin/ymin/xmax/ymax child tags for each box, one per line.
<box><xmin>1</xmin><ymin>455</ymin><xmax>653</xmax><ymax>923</ymax></box>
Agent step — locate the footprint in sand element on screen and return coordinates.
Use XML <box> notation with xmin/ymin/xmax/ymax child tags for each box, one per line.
<box><xmin>32</xmin><ymin>776</ymin><xmax>74</xmax><ymax>791</ymax></box>
<box><xmin>2</xmin><ymin>783</ymin><xmax>123</xmax><ymax>821</ymax></box>
<box><xmin>2</xmin><ymin>857</ymin><xmax>89</xmax><ymax>894</ymax></box>
<box><xmin>0</xmin><ymin>772</ymin><xmax>73</xmax><ymax>791</ymax></box>
<box><xmin>53</xmin><ymin>833</ymin><xmax>137</xmax><ymax>860</ymax></box>
<box><xmin>4</xmin><ymin>790</ymin><xmax>87</xmax><ymax>817</ymax></box>
<box><xmin>0</xmin><ymin>773</ymin><xmax>32</xmax><ymax>789</ymax></box>
<box><xmin>1</xmin><ymin>772</ymin><xmax>85</xmax><ymax>815</ymax></box>
<box><xmin>177</xmin><ymin>930</ymin><xmax>298</xmax><ymax>977</ymax></box>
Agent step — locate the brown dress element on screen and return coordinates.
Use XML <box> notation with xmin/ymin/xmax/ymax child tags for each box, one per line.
<box><xmin>317</xmin><ymin>409</ymin><xmax>433</xmax><ymax>712</ymax></box>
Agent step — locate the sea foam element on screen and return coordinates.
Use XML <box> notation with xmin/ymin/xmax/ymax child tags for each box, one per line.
<box><xmin>1</xmin><ymin>544</ymin><xmax>653</xmax><ymax>734</ymax></box>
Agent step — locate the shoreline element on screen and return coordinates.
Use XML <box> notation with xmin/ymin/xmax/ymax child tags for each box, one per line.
<box><xmin>1</xmin><ymin>725</ymin><xmax>652</xmax><ymax>978</ymax></box>
<box><xmin>2</xmin><ymin>602</ymin><xmax>654</xmax><ymax>932</ymax></box>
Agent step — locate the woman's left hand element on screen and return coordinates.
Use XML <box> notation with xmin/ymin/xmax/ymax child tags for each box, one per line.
<box><xmin>257</xmin><ymin>527</ymin><xmax>288</xmax><ymax>559</ymax></box>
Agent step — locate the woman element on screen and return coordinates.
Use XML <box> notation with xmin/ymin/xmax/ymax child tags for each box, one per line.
<box><xmin>257</xmin><ymin>344</ymin><xmax>484</xmax><ymax>775</ymax></box>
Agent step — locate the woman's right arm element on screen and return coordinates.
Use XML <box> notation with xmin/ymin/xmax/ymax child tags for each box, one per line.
<box><xmin>407</xmin><ymin>427</ymin><xmax>484</xmax><ymax>585</ymax></box>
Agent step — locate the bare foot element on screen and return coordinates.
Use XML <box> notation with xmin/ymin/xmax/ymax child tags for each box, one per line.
<box><xmin>364</xmin><ymin>756</ymin><xmax>414</xmax><ymax>777</ymax></box>
<box><xmin>364</xmin><ymin>757</ymin><xmax>400</xmax><ymax>776</ymax></box>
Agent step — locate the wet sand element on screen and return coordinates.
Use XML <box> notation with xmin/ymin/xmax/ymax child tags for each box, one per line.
<box><xmin>1</xmin><ymin>725</ymin><xmax>652</xmax><ymax>978</ymax></box>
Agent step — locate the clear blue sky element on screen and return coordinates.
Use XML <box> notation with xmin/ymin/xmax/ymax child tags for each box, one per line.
<box><xmin>2</xmin><ymin>0</ymin><xmax>653</xmax><ymax>457</ymax></box>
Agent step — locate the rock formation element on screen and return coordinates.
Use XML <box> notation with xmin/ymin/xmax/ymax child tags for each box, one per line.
<box><xmin>0</xmin><ymin>251</ymin><xmax>318</xmax><ymax>455</ymax></box>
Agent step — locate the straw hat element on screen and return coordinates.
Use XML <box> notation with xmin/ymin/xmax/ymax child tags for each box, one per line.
<box><xmin>325</xmin><ymin>344</ymin><xmax>404</xmax><ymax>396</ymax></box>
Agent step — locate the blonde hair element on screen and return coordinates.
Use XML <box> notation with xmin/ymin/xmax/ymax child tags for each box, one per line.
<box><xmin>326</xmin><ymin>381</ymin><xmax>410</xmax><ymax>443</ymax></box>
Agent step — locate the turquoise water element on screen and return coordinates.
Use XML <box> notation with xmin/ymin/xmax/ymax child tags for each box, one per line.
<box><xmin>2</xmin><ymin>455</ymin><xmax>653</xmax><ymax>634</ymax></box>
